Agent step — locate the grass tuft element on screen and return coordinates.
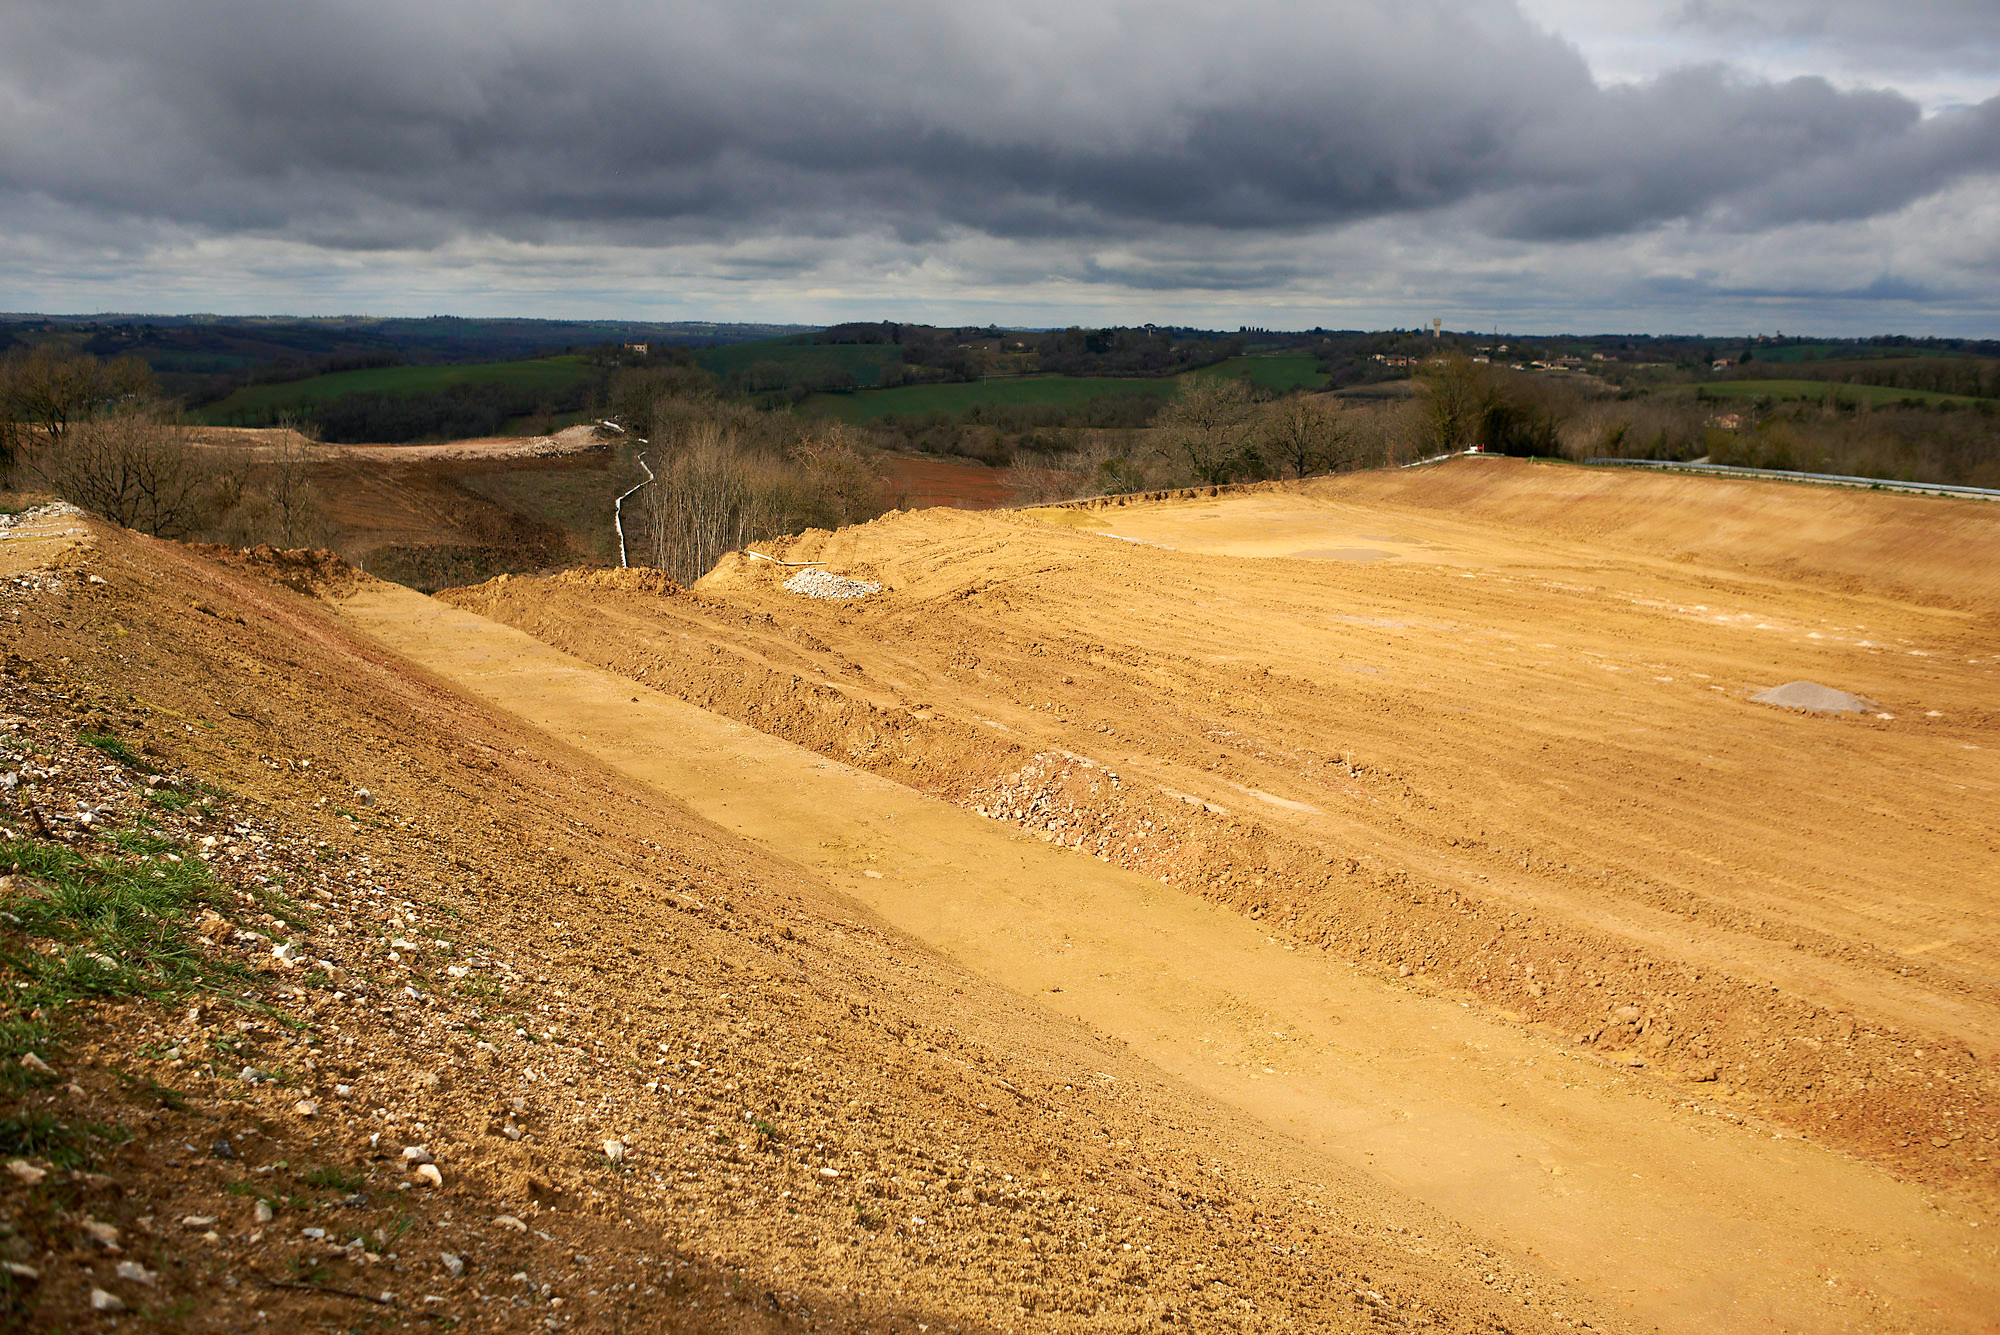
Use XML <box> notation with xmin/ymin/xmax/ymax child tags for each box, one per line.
<box><xmin>77</xmin><ymin>731</ymin><xmax>158</xmax><ymax>774</ymax></box>
<box><xmin>1</xmin><ymin>822</ymin><xmax>246</xmax><ymax>1159</ymax></box>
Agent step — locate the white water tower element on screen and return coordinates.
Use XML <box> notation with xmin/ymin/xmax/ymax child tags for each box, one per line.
<box><xmin>1431</xmin><ymin>318</ymin><xmax>1442</xmax><ymax>338</ymax></box>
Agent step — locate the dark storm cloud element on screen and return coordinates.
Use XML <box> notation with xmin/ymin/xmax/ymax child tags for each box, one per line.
<box><xmin>1</xmin><ymin>0</ymin><xmax>1994</xmax><ymax>255</ymax></box>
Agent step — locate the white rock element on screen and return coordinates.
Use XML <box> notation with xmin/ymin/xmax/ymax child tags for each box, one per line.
<box><xmin>114</xmin><ymin>1260</ymin><xmax>157</xmax><ymax>1286</ymax></box>
<box><xmin>6</xmin><ymin>1159</ymin><xmax>46</xmax><ymax>1186</ymax></box>
<box><xmin>254</xmin><ymin>1200</ymin><xmax>274</xmax><ymax>1224</ymax></box>
<box><xmin>440</xmin><ymin>1253</ymin><xmax>465</xmax><ymax>1278</ymax></box>
<box><xmin>81</xmin><ymin>1218</ymin><xmax>121</xmax><ymax>1250</ymax></box>
<box><xmin>602</xmin><ymin>1139</ymin><xmax>626</xmax><ymax>1163</ymax></box>
<box><xmin>818</xmin><ymin>1167</ymin><xmax>840</xmax><ymax>1178</ymax></box>
<box><xmin>181</xmin><ymin>1215</ymin><xmax>216</xmax><ymax>1228</ymax></box>
<box><xmin>293</xmin><ymin>1099</ymin><xmax>319</xmax><ymax>1117</ymax></box>
<box><xmin>402</xmin><ymin>1145</ymin><xmax>433</xmax><ymax>1165</ymax></box>
<box><xmin>19</xmin><ymin>1052</ymin><xmax>53</xmax><ymax>1075</ymax></box>
<box><xmin>90</xmin><ymin>1287</ymin><xmax>125</xmax><ymax>1313</ymax></box>
<box><xmin>1</xmin><ymin>1262</ymin><xmax>38</xmax><ymax>1279</ymax></box>
<box><xmin>415</xmin><ymin>1163</ymin><xmax>443</xmax><ymax>1188</ymax></box>
<box><xmin>492</xmin><ymin>1215</ymin><xmax>527</xmax><ymax>1232</ymax></box>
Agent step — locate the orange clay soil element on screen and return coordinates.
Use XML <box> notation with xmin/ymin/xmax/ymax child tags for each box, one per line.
<box><xmin>1</xmin><ymin>513</ymin><xmax>1591</xmax><ymax>1331</ymax></box>
<box><xmin>420</xmin><ymin>457</ymin><xmax>2000</xmax><ymax>1330</ymax></box>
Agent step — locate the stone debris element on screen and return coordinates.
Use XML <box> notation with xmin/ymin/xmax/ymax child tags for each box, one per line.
<box><xmin>782</xmin><ymin>569</ymin><xmax>880</xmax><ymax>600</ymax></box>
<box><xmin>6</xmin><ymin>1159</ymin><xmax>46</xmax><ymax>1186</ymax></box>
<box><xmin>440</xmin><ymin>1252</ymin><xmax>465</xmax><ymax>1278</ymax></box>
<box><xmin>415</xmin><ymin>1163</ymin><xmax>444</xmax><ymax>1188</ymax></box>
<box><xmin>90</xmin><ymin>1287</ymin><xmax>125</xmax><ymax>1313</ymax></box>
<box><xmin>1749</xmin><ymin>680</ymin><xmax>1880</xmax><ymax>715</ymax></box>
<box><xmin>115</xmin><ymin>1260</ymin><xmax>158</xmax><ymax>1286</ymax></box>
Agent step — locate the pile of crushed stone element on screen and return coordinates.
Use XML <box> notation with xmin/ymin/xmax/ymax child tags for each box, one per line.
<box><xmin>0</xmin><ymin>501</ymin><xmax>86</xmax><ymax>539</ymax></box>
<box><xmin>1750</xmin><ymin>680</ymin><xmax>1881</xmax><ymax>715</ymax></box>
<box><xmin>782</xmin><ymin>568</ymin><xmax>880</xmax><ymax>600</ymax></box>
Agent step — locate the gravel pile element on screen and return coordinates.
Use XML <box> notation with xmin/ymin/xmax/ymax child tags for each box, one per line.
<box><xmin>1750</xmin><ymin>680</ymin><xmax>1881</xmax><ymax>714</ymax></box>
<box><xmin>782</xmin><ymin>568</ymin><xmax>880</xmax><ymax>600</ymax></box>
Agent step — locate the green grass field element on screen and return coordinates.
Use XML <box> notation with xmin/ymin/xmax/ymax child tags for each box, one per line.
<box><xmin>694</xmin><ymin>336</ymin><xmax>907</xmax><ymax>388</ymax></box>
<box><xmin>198</xmin><ymin>355</ymin><xmax>597</xmax><ymax>422</ymax></box>
<box><xmin>1190</xmin><ymin>354</ymin><xmax>1328</xmax><ymax>392</ymax></box>
<box><xmin>1660</xmin><ymin>379</ymin><xmax>1992</xmax><ymax>408</ymax></box>
<box><xmin>806</xmin><ymin>375</ymin><xmax>1183</xmax><ymax>422</ymax></box>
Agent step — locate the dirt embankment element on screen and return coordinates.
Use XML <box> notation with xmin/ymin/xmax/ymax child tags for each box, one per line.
<box><xmin>444</xmin><ymin>461</ymin><xmax>2000</xmax><ymax>1205</ymax></box>
<box><xmin>0</xmin><ymin>517</ymin><xmax>1582</xmax><ymax>1332</ymax></box>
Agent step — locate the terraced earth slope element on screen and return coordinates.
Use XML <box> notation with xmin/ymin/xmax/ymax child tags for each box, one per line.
<box><xmin>430</xmin><ymin>456</ymin><xmax>2000</xmax><ymax>1329</ymax></box>
<box><xmin>1</xmin><ymin>513</ymin><xmax>1589</xmax><ymax>1331</ymax></box>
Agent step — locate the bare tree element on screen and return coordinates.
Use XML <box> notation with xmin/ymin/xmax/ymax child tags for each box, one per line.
<box><xmin>0</xmin><ymin>348</ymin><xmax>155</xmax><ymax>454</ymax></box>
<box><xmin>1154</xmin><ymin>377</ymin><xmax>1257</xmax><ymax>485</ymax></box>
<box><xmin>1259</xmin><ymin>395</ymin><xmax>1352</xmax><ymax>478</ymax></box>
<box><xmin>44</xmin><ymin>408</ymin><xmax>220</xmax><ymax>539</ymax></box>
<box><xmin>266</xmin><ymin>419</ymin><xmax>325</xmax><ymax>545</ymax></box>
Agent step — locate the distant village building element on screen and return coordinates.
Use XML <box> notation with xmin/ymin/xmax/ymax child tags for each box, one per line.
<box><xmin>625</xmin><ymin>342</ymin><xmax>649</xmax><ymax>354</ymax></box>
<box><xmin>1711</xmin><ymin>360</ymin><xmax>1731</xmax><ymax>371</ymax></box>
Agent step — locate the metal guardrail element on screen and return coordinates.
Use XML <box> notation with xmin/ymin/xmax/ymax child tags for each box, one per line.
<box><xmin>1580</xmin><ymin>458</ymin><xmax>2000</xmax><ymax>501</ymax></box>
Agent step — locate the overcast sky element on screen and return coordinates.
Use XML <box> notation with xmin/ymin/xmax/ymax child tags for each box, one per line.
<box><xmin>2</xmin><ymin>1</ymin><xmax>1995</xmax><ymax>334</ymax></box>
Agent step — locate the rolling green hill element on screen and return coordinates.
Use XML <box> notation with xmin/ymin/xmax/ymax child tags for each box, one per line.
<box><xmin>805</xmin><ymin>375</ymin><xmax>1182</xmax><ymax>422</ymax></box>
<box><xmin>694</xmin><ymin>336</ymin><xmax>907</xmax><ymax>389</ymax></box>
<box><xmin>1661</xmin><ymin>379</ymin><xmax>1993</xmax><ymax>408</ymax></box>
<box><xmin>199</xmin><ymin>356</ymin><xmax>597</xmax><ymax>424</ymax></box>
<box><xmin>1190</xmin><ymin>354</ymin><xmax>1328</xmax><ymax>392</ymax></box>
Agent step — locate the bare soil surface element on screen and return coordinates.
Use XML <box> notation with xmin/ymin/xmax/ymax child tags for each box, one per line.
<box><xmin>348</xmin><ymin>577</ymin><xmax>1998</xmax><ymax>1334</ymax></box>
<box><xmin>1</xmin><ymin>511</ymin><xmax>1587</xmax><ymax>1331</ymax></box>
<box><xmin>185</xmin><ymin>424</ymin><xmax>606</xmax><ymax>463</ymax></box>
<box><xmin>426</xmin><ymin>457</ymin><xmax>2000</xmax><ymax>1327</ymax></box>
<box><xmin>875</xmin><ymin>455</ymin><xmax>1021</xmax><ymax>511</ymax></box>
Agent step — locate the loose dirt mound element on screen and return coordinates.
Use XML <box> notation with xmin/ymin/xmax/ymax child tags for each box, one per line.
<box><xmin>190</xmin><ymin>542</ymin><xmax>370</xmax><ymax>598</ymax></box>
<box><xmin>1751</xmin><ymin>680</ymin><xmax>1882</xmax><ymax>714</ymax></box>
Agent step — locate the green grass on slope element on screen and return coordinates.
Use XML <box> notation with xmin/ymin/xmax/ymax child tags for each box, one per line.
<box><xmin>1657</xmin><ymin>379</ymin><xmax>1993</xmax><ymax>408</ymax></box>
<box><xmin>1189</xmin><ymin>354</ymin><xmax>1329</xmax><ymax>392</ymax></box>
<box><xmin>198</xmin><ymin>356</ymin><xmax>597</xmax><ymax>422</ymax></box>
<box><xmin>694</xmin><ymin>336</ymin><xmax>907</xmax><ymax>388</ymax></box>
<box><xmin>806</xmin><ymin>375</ymin><xmax>1183</xmax><ymax>422</ymax></box>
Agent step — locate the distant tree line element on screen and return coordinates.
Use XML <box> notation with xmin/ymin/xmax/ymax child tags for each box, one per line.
<box><xmin>1765</xmin><ymin>357</ymin><xmax>2000</xmax><ymax>400</ymax></box>
<box><xmin>1031</xmin><ymin>327</ymin><xmax>1240</xmax><ymax>378</ymax></box>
